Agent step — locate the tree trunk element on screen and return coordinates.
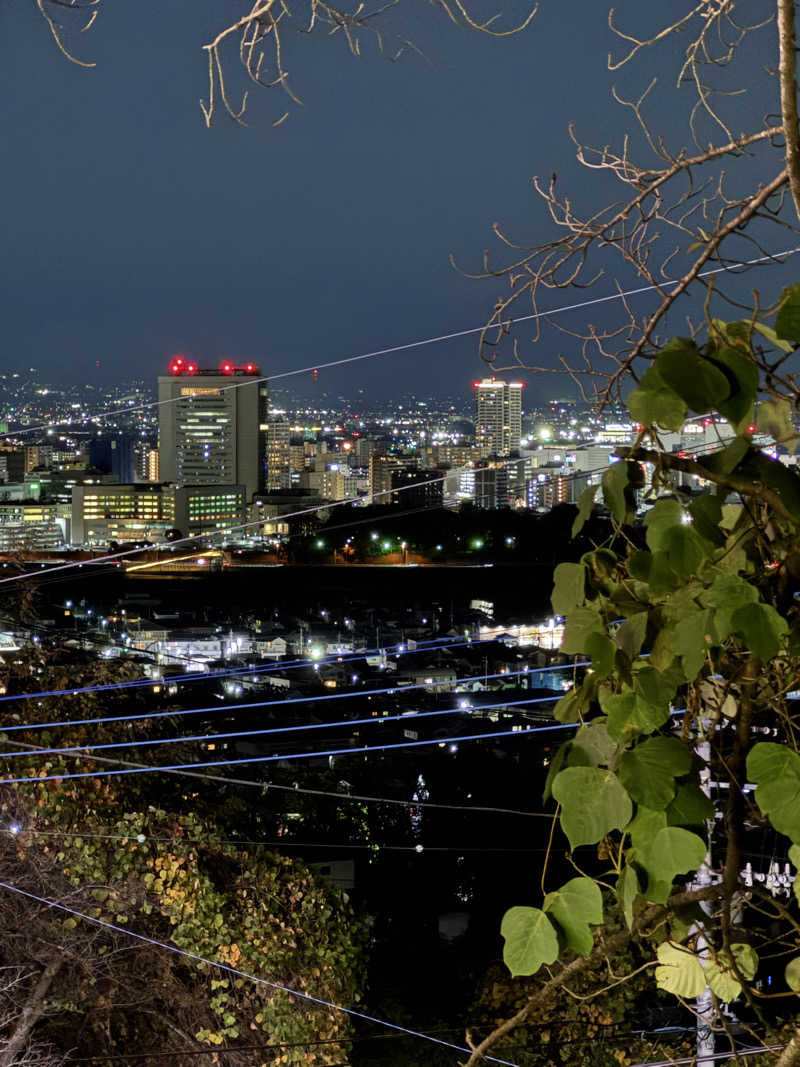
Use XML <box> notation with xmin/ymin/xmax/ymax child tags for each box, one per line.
<box><xmin>0</xmin><ymin>958</ymin><xmax>61</xmax><ymax>1067</ymax></box>
<box><xmin>778</xmin><ymin>0</ymin><xmax>800</xmax><ymax>222</ymax></box>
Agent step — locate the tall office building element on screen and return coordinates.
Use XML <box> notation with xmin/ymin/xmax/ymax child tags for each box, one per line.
<box><xmin>89</xmin><ymin>435</ymin><xmax>137</xmax><ymax>483</ymax></box>
<box><xmin>474</xmin><ymin>378</ymin><xmax>524</xmax><ymax>457</ymax></box>
<box><xmin>158</xmin><ymin>358</ymin><xmax>267</xmax><ymax>501</ymax></box>
<box><xmin>265</xmin><ymin>418</ymin><xmax>292</xmax><ymax>490</ymax></box>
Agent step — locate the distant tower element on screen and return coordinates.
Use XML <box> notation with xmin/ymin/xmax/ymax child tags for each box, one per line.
<box><xmin>157</xmin><ymin>358</ymin><xmax>267</xmax><ymax>501</ymax></box>
<box><xmin>474</xmin><ymin>378</ymin><xmax>523</xmax><ymax>457</ymax></box>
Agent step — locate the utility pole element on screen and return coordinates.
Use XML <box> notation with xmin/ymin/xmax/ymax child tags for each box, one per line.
<box><xmin>693</xmin><ymin>726</ymin><xmax>716</xmax><ymax>1067</ymax></box>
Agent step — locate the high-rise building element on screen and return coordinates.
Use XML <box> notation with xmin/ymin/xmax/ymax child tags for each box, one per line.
<box><xmin>475</xmin><ymin>459</ymin><xmax>509</xmax><ymax>509</ymax></box>
<box><xmin>89</xmin><ymin>435</ymin><xmax>137</xmax><ymax>483</ymax></box>
<box><xmin>158</xmin><ymin>358</ymin><xmax>267</xmax><ymax>501</ymax></box>
<box><xmin>265</xmin><ymin>418</ymin><xmax>292</xmax><ymax>490</ymax></box>
<box><xmin>369</xmin><ymin>454</ymin><xmax>417</xmax><ymax>503</ymax></box>
<box><xmin>474</xmin><ymin>378</ymin><xmax>524</xmax><ymax>457</ymax></box>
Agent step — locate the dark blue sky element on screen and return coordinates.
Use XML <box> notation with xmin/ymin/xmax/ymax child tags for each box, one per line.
<box><xmin>0</xmin><ymin>0</ymin><xmax>789</xmax><ymax>399</ymax></box>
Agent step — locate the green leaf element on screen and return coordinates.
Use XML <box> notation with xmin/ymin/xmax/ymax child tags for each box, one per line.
<box><xmin>706</xmin><ymin>955</ymin><xmax>742</xmax><ymax>1002</ymax></box>
<box><xmin>700</xmin><ymin>436</ymin><xmax>750</xmax><ymax>476</ymax></box>
<box><xmin>544</xmin><ymin>877</ymin><xmax>603</xmax><ymax>957</ymax></box>
<box><xmin>790</xmin><ymin>844</ymin><xmax>800</xmax><ymax>904</ymax></box>
<box><xmin>753</xmin><ymin>320</ymin><xmax>794</xmax><ymax>354</ymax></box>
<box><xmin>619</xmin><ymin>738</ymin><xmax>692</xmax><ymax>810</ymax></box>
<box><xmin>655</xmin><ymin>942</ymin><xmax>707</xmax><ymax>998</ymax></box>
<box><xmin>667</xmin><ymin>783</ymin><xmax>714</xmax><ymax>826</ymax></box>
<box><xmin>553</xmin><ymin>673</ymin><xmax>597</xmax><ymax>724</ymax></box>
<box><xmin>639</xmin><ymin>827</ymin><xmax>707</xmax><ymax>903</ymax></box>
<box><xmin>570</xmin><ymin>719</ymin><xmax>616</xmax><ymax>768</ymax></box>
<box><xmin>730</xmin><ymin>603</ymin><xmax>788</xmax><ymax>662</ymax></box>
<box><xmin>660</xmin><ymin>525</ymin><xmax>711</xmax><ymax>580</ymax></box>
<box><xmin>617</xmin><ymin>865</ymin><xmax>639</xmax><ymax>930</ymax></box>
<box><xmin>627</xmin><ymin>365</ymin><xmax>687</xmax><ymax>432</ymax></box>
<box><xmin>585</xmin><ymin>631</ymin><xmax>616</xmax><ymax>680</ymax></box>
<box><xmin>553</xmin><ymin>687</ymin><xmax>584</xmax><ymax>725</ymax></box>
<box><xmin>615</xmin><ymin>614</ymin><xmax>648</xmax><ymax>661</ymax></box>
<box><xmin>552</xmin><ymin>563</ymin><xmax>587</xmax><ymax>616</ymax></box>
<box><xmin>739</xmin><ymin>450</ymin><xmax>800</xmax><ymax>519</ymax></box>
<box><xmin>561</xmin><ymin>606</ymin><xmax>605</xmax><ymax>655</ymax></box>
<box><xmin>757</xmin><ymin>397</ymin><xmax>799</xmax><ymax>453</ymax></box>
<box><xmin>747</xmin><ymin>743</ymin><xmax>800</xmax><ymax>842</ymax></box>
<box><xmin>689</xmin><ymin>494</ymin><xmax>725</xmax><ymax>547</ymax></box>
<box><xmin>656</xmin><ymin>337</ymin><xmax>731</xmax><ymax>414</ymax></box>
<box><xmin>731</xmin><ymin>943</ymin><xmax>758</xmax><ymax>982</ymax></box>
<box><xmin>707</xmin><ymin>346</ymin><xmax>759</xmax><ymax>429</ymax></box>
<box><xmin>500</xmin><ymin>906</ymin><xmax>559</xmax><ymax>977</ymax></box>
<box><xmin>600</xmin><ymin>689</ymin><xmax>670</xmax><ymax>742</ymax></box>
<box><xmin>776</xmin><ymin>283</ymin><xmax>800</xmax><ymax>342</ymax></box>
<box><xmin>628</xmin><ymin>550</ymin><xmax>653</xmax><ymax>582</ymax></box>
<box><xmin>634</xmin><ymin>665</ymin><xmax>682</xmax><ymax>710</ymax></box>
<box><xmin>785</xmin><ymin>957</ymin><xmax>800</xmax><ymax>993</ymax></box>
<box><xmin>602</xmin><ymin>460</ymin><xmax>641</xmax><ymax>525</ymax></box>
<box><xmin>572</xmin><ymin>484</ymin><xmax>600</xmax><ymax>537</ymax></box>
<box><xmin>543</xmin><ymin>741</ymin><xmax>570</xmax><ymax>803</ymax></box>
<box><xmin>671</xmin><ymin>609</ymin><xmax>717</xmax><ymax>681</ymax></box>
<box><xmin>627</xmin><ymin>806</ymin><xmax>667</xmax><ymax>850</ymax></box>
<box><xmin>645</xmin><ymin>499</ymin><xmax>685</xmax><ymax>553</ymax></box>
<box><xmin>552</xmin><ymin>767</ymin><xmax>633</xmax><ymax>850</ymax></box>
<box><xmin>702</xmin><ymin>573</ymin><xmax>759</xmax><ymax>642</ymax></box>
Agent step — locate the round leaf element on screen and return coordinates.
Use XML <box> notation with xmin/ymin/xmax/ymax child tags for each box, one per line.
<box><xmin>552</xmin><ymin>767</ymin><xmax>633</xmax><ymax>850</ymax></box>
<box><xmin>500</xmin><ymin>906</ymin><xmax>559</xmax><ymax>977</ymax></box>
<box><xmin>785</xmin><ymin>957</ymin><xmax>800</xmax><ymax>993</ymax></box>
<box><xmin>655</xmin><ymin>942</ymin><xmax>707</xmax><ymax>998</ymax></box>
<box><xmin>543</xmin><ymin>877</ymin><xmax>603</xmax><ymax>957</ymax></box>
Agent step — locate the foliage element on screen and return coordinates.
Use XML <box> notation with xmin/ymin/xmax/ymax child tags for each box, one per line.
<box><xmin>478</xmin><ymin>290</ymin><xmax>800</xmax><ymax>1064</ymax></box>
<box><xmin>0</xmin><ymin>782</ymin><xmax>368</xmax><ymax>1065</ymax></box>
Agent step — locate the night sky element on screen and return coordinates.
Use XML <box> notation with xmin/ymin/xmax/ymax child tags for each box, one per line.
<box><xmin>0</xmin><ymin>0</ymin><xmax>791</xmax><ymax>399</ymax></box>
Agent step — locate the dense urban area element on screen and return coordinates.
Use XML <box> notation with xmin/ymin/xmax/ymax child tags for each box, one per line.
<box><xmin>0</xmin><ymin>357</ymin><xmax>797</xmax><ymax>1066</ymax></box>
<box><xmin>8</xmin><ymin>0</ymin><xmax>800</xmax><ymax>1063</ymax></box>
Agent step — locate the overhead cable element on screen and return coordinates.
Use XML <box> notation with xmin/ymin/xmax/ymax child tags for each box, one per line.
<box><xmin>2</xmin><ymin>244</ymin><xmax>797</xmax><ymax>442</ymax></box>
<box><xmin>0</xmin><ymin>665</ymin><xmax>554</xmax><ymax>735</ymax></box>
<box><xmin>0</xmin><ymin>880</ymin><xmax>520</xmax><ymax>1067</ymax></box>
<box><xmin>0</xmin><ymin>722</ymin><xmax>562</xmax><ymax>786</ymax></box>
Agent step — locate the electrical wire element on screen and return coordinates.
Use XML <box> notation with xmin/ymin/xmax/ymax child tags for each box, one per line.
<box><xmin>0</xmin><ymin>722</ymin><xmax>560</xmax><ymax>786</ymax></box>
<box><xmin>0</xmin><ymin>880</ymin><xmax>521</xmax><ymax>1067</ymax></box>
<box><xmin>0</xmin><ymin>664</ymin><xmax>553</xmax><ymax>734</ymax></box>
<box><xmin>625</xmin><ymin>1042</ymin><xmax>786</xmax><ymax>1067</ymax></box>
<box><xmin>0</xmin><ymin>633</ymin><xmax>552</xmax><ymax>705</ymax></box>
<box><xmin>0</xmin><ymin>455</ymin><xmax>535</xmax><ymax>585</ymax></box>
<box><xmin>1</xmin><ymin>827</ymin><xmax>551</xmax><ymax>853</ymax></box>
<box><xmin>0</xmin><ymin>690</ymin><xmax>561</xmax><ymax>760</ymax></box>
<box><xmin>0</xmin><ymin>737</ymin><xmax>555</xmax><ymax>818</ymax></box>
<box><xmin>0</xmin><ymin>420</ymin><xmax>728</xmax><ymax>588</ymax></box>
<box><xmin>3</xmin><ymin>244</ymin><xmax>797</xmax><ymax>443</ymax></box>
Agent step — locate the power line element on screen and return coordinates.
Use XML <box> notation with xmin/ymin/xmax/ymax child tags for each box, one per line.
<box><xmin>0</xmin><ymin>390</ymin><xmax>733</xmax><ymax>588</ymax></box>
<box><xmin>0</xmin><ymin>737</ymin><xmax>554</xmax><ymax>818</ymax></box>
<box><xmin>0</xmin><ymin>632</ymin><xmax>554</xmax><ymax>705</ymax></box>
<box><xmin>0</xmin><ymin>880</ymin><xmax>521</xmax><ymax>1067</ymax></box>
<box><xmin>0</xmin><ymin>664</ymin><xmax>554</xmax><ymax>735</ymax></box>
<box><xmin>3</xmin><ymin>244</ymin><xmax>796</xmax><ymax>443</ymax></box>
<box><xmin>0</xmin><ymin>452</ymin><xmax>544</xmax><ymax>586</ymax></box>
<box><xmin>625</xmin><ymin>1042</ymin><xmax>786</xmax><ymax>1067</ymax></box>
<box><xmin>0</xmin><ymin>689</ymin><xmax>561</xmax><ymax>760</ymax></box>
<box><xmin>0</xmin><ymin>722</ymin><xmax>556</xmax><ymax>786</ymax></box>
<box><xmin>2</xmin><ymin>827</ymin><xmax>551</xmax><ymax>853</ymax></box>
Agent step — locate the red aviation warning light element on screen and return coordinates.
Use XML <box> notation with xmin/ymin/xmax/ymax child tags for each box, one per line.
<box><xmin>244</xmin><ymin>362</ymin><xmax>258</xmax><ymax>374</ymax></box>
<box><xmin>185</xmin><ymin>362</ymin><xmax>198</xmax><ymax>374</ymax></box>
<box><xmin>169</xmin><ymin>357</ymin><xmax>184</xmax><ymax>376</ymax></box>
<box><xmin>313</xmin><ymin>368</ymin><xmax>319</xmax><ymax>381</ymax></box>
<box><xmin>220</xmin><ymin>361</ymin><xmax>234</xmax><ymax>375</ymax></box>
